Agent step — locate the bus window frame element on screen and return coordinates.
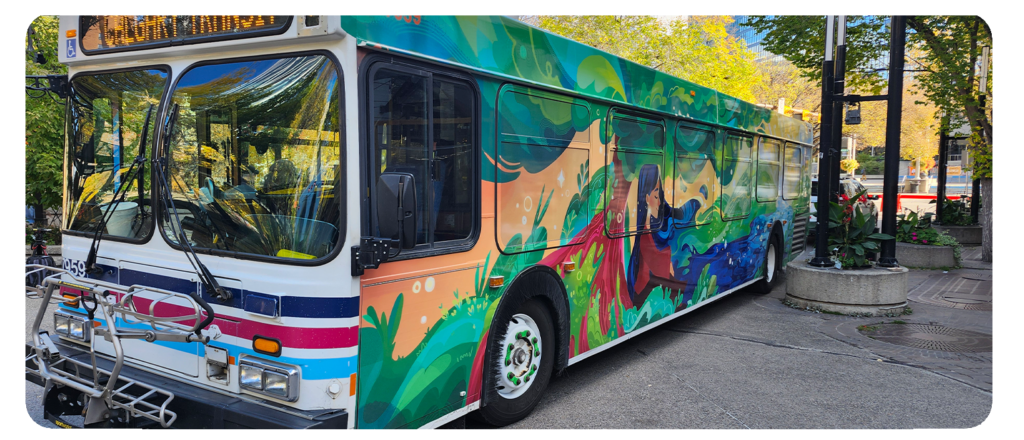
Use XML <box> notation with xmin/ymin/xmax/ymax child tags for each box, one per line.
<box><xmin>782</xmin><ymin>142</ymin><xmax>804</xmax><ymax>201</ymax></box>
<box><xmin>721</xmin><ymin>131</ymin><xmax>754</xmax><ymax>221</ymax></box>
<box><xmin>360</xmin><ymin>54</ymin><xmax>482</xmax><ymax>261</ymax></box>
<box><xmin>756</xmin><ymin>136</ymin><xmax>782</xmax><ymax>203</ymax></box>
<box><xmin>604</xmin><ymin>107</ymin><xmax>668</xmax><ymax>239</ymax></box>
<box><xmin>672</xmin><ymin>120</ymin><xmax>717</xmax><ymax>229</ymax></box>
<box><xmin>157</xmin><ymin>50</ymin><xmax>346</xmax><ymax>267</ymax></box>
<box><xmin>494</xmin><ymin>82</ymin><xmax>593</xmax><ymax>255</ymax></box>
<box><xmin>78</xmin><ymin>16</ymin><xmax>295</xmax><ymax>56</ymax></box>
<box><xmin>62</xmin><ymin>64</ymin><xmax>172</xmax><ymax>246</ymax></box>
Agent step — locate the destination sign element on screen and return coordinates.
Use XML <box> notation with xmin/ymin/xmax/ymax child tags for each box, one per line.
<box><xmin>79</xmin><ymin>16</ymin><xmax>291</xmax><ymax>53</ymax></box>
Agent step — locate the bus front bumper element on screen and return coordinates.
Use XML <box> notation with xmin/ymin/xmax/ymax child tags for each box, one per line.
<box><xmin>25</xmin><ymin>342</ymin><xmax>348</xmax><ymax>429</ymax></box>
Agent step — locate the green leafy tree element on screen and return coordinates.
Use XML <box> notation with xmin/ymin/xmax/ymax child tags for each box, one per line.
<box><xmin>25</xmin><ymin>16</ymin><xmax>67</xmax><ymax>226</ymax></box>
<box><xmin>538</xmin><ymin>16</ymin><xmax>764</xmax><ymax>102</ymax></box>
<box><xmin>752</xmin><ymin>58</ymin><xmax>820</xmax><ymax>111</ymax></box>
<box><xmin>539</xmin><ymin>16</ymin><xmax>667</xmax><ymax>69</ymax></box>
<box><xmin>843</xmin><ymin>78</ymin><xmax>939</xmax><ymax>166</ymax></box>
<box><xmin>744</xmin><ymin>16</ymin><xmax>991</xmax><ymax>176</ymax></box>
<box><xmin>659</xmin><ymin>16</ymin><xmax>763</xmax><ymax>102</ymax></box>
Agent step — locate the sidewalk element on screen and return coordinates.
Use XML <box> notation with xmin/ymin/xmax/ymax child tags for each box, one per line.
<box><xmin>787</xmin><ymin>246</ymin><xmax>992</xmax><ymax>392</ymax></box>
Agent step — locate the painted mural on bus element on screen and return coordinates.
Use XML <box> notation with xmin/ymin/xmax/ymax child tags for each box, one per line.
<box><xmin>346</xmin><ymin>16</ymin><xmax>812</xmax><ymax>428</ymax></box>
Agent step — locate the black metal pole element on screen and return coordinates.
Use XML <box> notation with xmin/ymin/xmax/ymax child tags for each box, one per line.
<box><xmin>830</xmin><ymin>18</ymin><xmax>848</xmax><ymax>202</ymax></box>
<box><xmin>971</xmin><ymin>176</ymin><xmax>981</xmax><ymax>222</ymax></box>
<box><xmin>970</xmin><ymin>95</ymin><xmax>984</xmax><ymax>223</ymax></box>
<box><xmin>878</xmin><ymin>16</ymin><xmax>906</xmax><ymax>267</ymax></box>
<box><xmin>936</xmin><ymin>122</ymin><xmax>949</xmax><ymax>223</ymax></box>
<box><xmin>810</xmin><ymin>16</ymin><xmax>837</xmax><ymax>268</ymax></box>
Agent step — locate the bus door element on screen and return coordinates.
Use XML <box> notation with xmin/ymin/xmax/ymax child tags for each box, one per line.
<box><xmin>356</xmin><ymin>57</ymin><xmax>487</xmax><ymax>428</ymax></box>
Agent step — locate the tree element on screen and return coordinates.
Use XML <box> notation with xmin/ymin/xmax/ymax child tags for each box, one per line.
<box><xmin>659</xmin><ymin>16</ymin><xmax>763</xmax><ymax>102</ymax></box>
<box><xmin>745</xmin><ymin>16</ymin><xmax>991</xmax><ymax>173</ymax></box>
<box><xmin>538</xmin><ymin>16</ymin><xmax>764</xmax><ymax>102</ymax></box>
<box><xmin>843</xmin><ymin>79</ymin><xmax>939</xmax><ymax>166</ymax></box>
<box><xmin>752</xmin><ymin>58</ymin><xmax>820</xmax><ymax>111</ymax></box>
<box><xmin>25</xmin><ymin>16</ymin><xmax>67</xmax><ymax>226</ymax></box>
<box><xmin>539</xmin><ymin>16</ymin><xmax>668</xmax><ymax>69</ymax></box>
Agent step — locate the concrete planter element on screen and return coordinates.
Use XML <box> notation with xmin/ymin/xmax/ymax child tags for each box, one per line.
<box><xmin>895</xmin><ymin>242</ymin><xmax>957</xmax><ymax>269</ymax></box>
<box><xmin>933</xmin><ymin>224</ymin><xmax>981</xmax><ymax>246</ymax></box>
<box><xmin>785</xmin><ymin>260</ymin><xmax>908</xmax><ymax>316</ymax></box>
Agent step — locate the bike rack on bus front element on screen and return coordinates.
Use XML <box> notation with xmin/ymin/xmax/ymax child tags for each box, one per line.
<box><xmin>26</xmin><ymin>265</ymin><xmax>211</xmax><ymax>428</ymax></box>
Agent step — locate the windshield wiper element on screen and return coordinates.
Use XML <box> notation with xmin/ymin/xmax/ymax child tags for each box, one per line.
<box><xmin>156</xmin><ymin>104</ymin><xmax>231</xmax><ymax>309</ymax></box>
<box><xmin>84</xmin><ymin>104</ymin><xmax>154</xmax><ymax>276</ymax></box>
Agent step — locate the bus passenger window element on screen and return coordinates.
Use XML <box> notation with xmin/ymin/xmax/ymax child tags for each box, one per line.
<box><xmin>673</xmin><ymin>125</ymin><xmax>716</xmax><ymax>227</ymax></box>
<box><xmin>783</xmin><ymin>144</ymin><xmax>803</xmax><ymax>200</ymax></box>
<box><xmin>605</xmin><ymin>110</ymin><xmax>666</xmax><ymax>237</ymax></box>
<box><xmin>496</xmin><ymin>86</ymin><xmax>591</xmax><ymax>253</ymax></box>
<box><xmin>721</xmin><ymin>134</ymin><xmax>753</xmax><ymax>219</ymax></box>
<box><xmin>757</xmin><ymin>138</ymin><xmax>781</xmax><ymax>202</ymax></box>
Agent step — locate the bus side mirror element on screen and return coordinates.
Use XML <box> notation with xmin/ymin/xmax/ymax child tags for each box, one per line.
<box><xmin>377</xmin><ymin>173</ymin><xmax>417</xmax><ymax>250</ymax></box>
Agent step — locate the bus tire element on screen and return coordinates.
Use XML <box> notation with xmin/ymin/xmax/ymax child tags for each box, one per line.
<box><xmin>751</xmin><ymin>233</ymin><xmax>782</xmax><ymax>294</ymax></box>
<box><xmin>474</xmin><ymin>299</ymin><xmax>554</xmax><ymax>427</ymax></box>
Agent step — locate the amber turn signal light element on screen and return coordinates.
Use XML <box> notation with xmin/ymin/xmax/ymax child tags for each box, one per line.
<box><xmin>488</xmin><ymin>276</ymin><xmax>505</xmax><ymax>289</ymax></box>
<box><xmin>253</xmin><ymin>336</ymin><xmax>282</xmax><ymax>357</ymax></box>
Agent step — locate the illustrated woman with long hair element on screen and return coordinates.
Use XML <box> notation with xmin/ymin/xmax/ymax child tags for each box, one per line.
<box><xmin>626</xmin><ymin>163</ymin><xmax>703</xmax><ymax>307</ymax></box>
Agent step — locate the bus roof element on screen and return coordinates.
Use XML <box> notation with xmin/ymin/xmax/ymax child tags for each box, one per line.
<box><xmin>340</xmin><ymin>16</ymin><xmax>813</xmax><ymax>145</ymax></box>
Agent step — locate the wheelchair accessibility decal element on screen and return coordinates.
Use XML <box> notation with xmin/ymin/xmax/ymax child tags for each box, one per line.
<box><xmin>66</xmin><ymin>39</ymin><xmax>76</xmax><ymax>58</ymax></box>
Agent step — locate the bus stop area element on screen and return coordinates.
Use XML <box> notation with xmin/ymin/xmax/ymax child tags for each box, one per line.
<box><xmin>25</xmin><ymin>244</ymin><xmax>994</xmax><ymax>429</ymax></box>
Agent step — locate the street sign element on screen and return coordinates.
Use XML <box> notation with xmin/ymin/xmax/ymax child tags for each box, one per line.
<box><xmin>948</xmin><ymin>166</ymin><xmax>962</xmax><ymax>175</ymax></box>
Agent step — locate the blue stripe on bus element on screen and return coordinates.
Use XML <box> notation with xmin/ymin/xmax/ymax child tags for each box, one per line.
<box><xmin>95</xmin><ymin>317</ymin><xmax>357</xmax><ymax>380</ymax></box>
<box><xmin>117</xmin><ymin>268</ymin><xmax>359</xmax><ymax>319</ymax></box>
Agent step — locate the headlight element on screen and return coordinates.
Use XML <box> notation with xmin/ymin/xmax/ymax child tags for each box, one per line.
<box><xmin>69</xmin><ymin>320</ymin><xmax>85</xmax><ymax>339</ymax></box>
<box><xmin>54</xmin><ymin>314</ymin><xmax>69</xmax><ymax>336</ymax></box>
<box><xmin>238</xmin><ymin>356</ymin><xmax>300</xmax><ymax>402</ymax></box>
<box><xmin>240</xmin><ymin>364</ymin><xmax>264</xmax><ymax>390</ymax></box>
<box><xmin>264</xmin><ymin>371</ymin><xmax>289</xmax><ymax>398</ymax></box>
<box><xmin>53</xmin><ymin>311</ymin><xmax>90</xmax><ymax>342</ymax></box>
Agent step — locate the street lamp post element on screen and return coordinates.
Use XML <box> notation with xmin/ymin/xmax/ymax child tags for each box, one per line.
<box><xmin>809</xmin><ymin>16</ymin><xmax>837</xmax><ymax>267</ymax></box>
<box><xmin>829</xmin><ymin>17</ymin><xmax>848</xmax><ymax>207</ymax></box>
<box><xmin>936</xmin><ymin>119</ymin><xmax>949</xmax><ymax>223</ymax></box>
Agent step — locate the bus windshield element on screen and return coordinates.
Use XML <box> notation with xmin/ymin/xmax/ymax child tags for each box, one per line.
<box><xmin>161</xmin><ymin>54</ymin><xmax>342</xmax><ymax>261</ymax></box>
<box><xmin>65</xmin><ymin>68</ymin><xmax>167</xmax><ymax>240</ymax></box>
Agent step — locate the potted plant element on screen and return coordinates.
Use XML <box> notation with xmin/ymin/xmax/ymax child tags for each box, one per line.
<box><xmin>895</xmin><ymin>209</ymin><xmax>962</xmax><ymax>268</ymax></box>
<box><xmin>931</xmin><ymin>196</ymin><xmax>975</xmax><ymax>226</ymax></box>
<box><xmin>827</xmin><ymin>189</ymin><xmax>893</xmax><ymax>269</ymax></box>
<box><xmin>928</xmin><ymin>196</ymin><xmax>981</xmax><ymax>246</ymax></box>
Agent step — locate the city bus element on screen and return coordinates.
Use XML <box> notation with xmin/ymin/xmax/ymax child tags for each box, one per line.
<box><xmin>25</xmin><ymin>15</ymin><xmax>813</xmax><ymax>429</ymax></box>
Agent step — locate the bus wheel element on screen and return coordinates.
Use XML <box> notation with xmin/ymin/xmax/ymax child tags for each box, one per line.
<box><xmin>475</xmin><ymin>299</ymin><xmax>554</xmax><ymax>426</ymax></box>
<box><xmin>751</xmin><ymin>234</ymin><xmax>781</xmax><ymax>294</ymax></box>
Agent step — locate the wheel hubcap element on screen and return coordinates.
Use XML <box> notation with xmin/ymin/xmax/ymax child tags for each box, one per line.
<box><xmin>767</xmin><ymin>243</ymin><xmax>776</xmax><ymax>282</ymax></box>
<box><xmin>496</xmin><ymin>313</ymin><xmax>542</xmax><ymax>399</ymax></box>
